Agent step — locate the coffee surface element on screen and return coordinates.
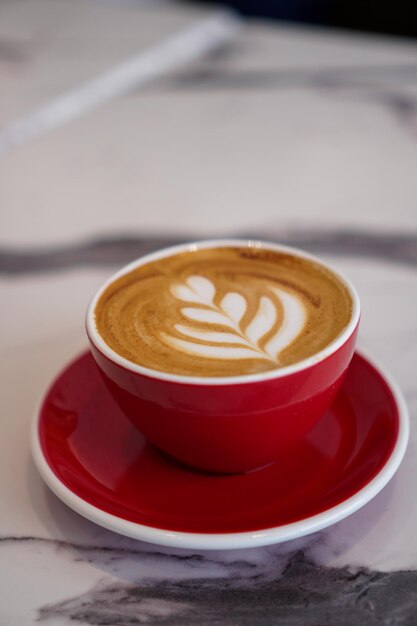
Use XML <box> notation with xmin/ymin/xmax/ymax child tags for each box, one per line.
<box><xmin>95</xmin><ymin>247</ymin><xmax>353</xmax><ymax>377</ymax></box>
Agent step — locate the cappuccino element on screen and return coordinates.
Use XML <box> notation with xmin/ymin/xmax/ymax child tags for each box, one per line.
<box><xmin>95</xmin><ymin>246</ymin><xmax>352</xmax><ymax>377</ymax></box>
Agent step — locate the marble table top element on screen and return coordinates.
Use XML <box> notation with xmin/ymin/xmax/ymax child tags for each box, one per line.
<box><xmin>1</xmin><ymin>1</ymin><xmax>417</xmax><ymax>624</ymax></box>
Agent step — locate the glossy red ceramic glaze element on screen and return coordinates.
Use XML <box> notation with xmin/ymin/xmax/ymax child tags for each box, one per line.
<box><xmin>88</xmin><ymin>326</ymin><xmax>358</xmax><ymax>473</ymax></box>
<box><xmin>38</xmin><ymin>350</ymin><xmax>398</xmax><ymax>534</ymax></box>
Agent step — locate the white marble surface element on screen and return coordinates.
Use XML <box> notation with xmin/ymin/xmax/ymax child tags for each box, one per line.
<box><xmin>2</xmin><ymin>1</ymin><xmax>417</xmax><ymax>246</ymax></box>
<box><xmin>1</xmin><ymin>1</ymin><xmax>417</xmax><ymax>624</ymax></box>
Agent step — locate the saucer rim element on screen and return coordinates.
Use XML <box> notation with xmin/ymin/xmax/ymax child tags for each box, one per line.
<box><xmin>31</xmin><ymin>349</ymin><xmax>409</xmax><ymax>550</ymax></box>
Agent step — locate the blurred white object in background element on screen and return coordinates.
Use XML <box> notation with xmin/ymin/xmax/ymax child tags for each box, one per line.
<box><xmin>0</xmin><ymin>9</ymin><xmax>240</xmax><ymax>156</ymax></box>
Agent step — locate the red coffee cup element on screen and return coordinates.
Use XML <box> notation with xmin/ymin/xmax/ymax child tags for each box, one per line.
<box><xmin>86</xmin><ymin>240</ymin><xmax>360</xmax><ymax>474</ymax></box>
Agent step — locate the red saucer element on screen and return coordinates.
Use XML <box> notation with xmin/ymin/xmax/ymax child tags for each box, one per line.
<box><xmin>32</xmin><ymin>351</ymin><xmax>408</xmax><ymax>549</ymax></box>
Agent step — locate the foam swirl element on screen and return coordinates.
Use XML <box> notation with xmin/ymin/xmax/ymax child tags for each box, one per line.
<box><xmin>94</xmin><ymin>246</ymin><xmax>353</xmax><ymax>377</ymax></box>
<box><xmin>161</xmin><ymin>276</ymin><xmax>305</xmax><ymax>364</ymax></box>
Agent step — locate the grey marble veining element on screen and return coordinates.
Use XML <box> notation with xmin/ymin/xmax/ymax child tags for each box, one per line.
<box><xmin>38</xmin><ymin>553</ymin><xmax>417</xmax><ymax>626</ymax></box>
<box><xmin>161</xmin><ymin>55</ymin><xmax>417</xmax><ymax>146</ymax></box>
<box><xmin>1</xmin><ymin>229</ymin><xmax>417</xmax><ymax>274</ymax></box>
<box><xmin>3</xmin><ymin>535</ymin><xmax>417</xmax><ymax>625</ymax></box>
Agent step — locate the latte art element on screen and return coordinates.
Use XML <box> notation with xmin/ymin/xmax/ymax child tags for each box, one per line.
<box><xmin>95</xmin><ymin>246</ymin><xmax>353</xmax><ymax>377</ymax></box>
<box><xmin>162</xmin><ymin>276</ymin><xmax>305</xmax><ymax>365</ymax></box>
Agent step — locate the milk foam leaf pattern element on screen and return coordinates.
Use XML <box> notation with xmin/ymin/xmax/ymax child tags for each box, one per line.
<box><xmin>186</xmin><ymin>275</ymin><xmax>215</xmax><ymax>302</ymax></box>
<box><xmin>171</xmin><ymin>275</ymin><xmax>215</xmax><ymax>304</ymax></box>
<box><xmin>182</xmin><ymin>307</ymin><xmax>237</xmax><ymax>328</ymax></box>
<box><xmin>165</xmin><ymin>275</ymin><xmax>306</xmax><ymax>364</ymax></box>
<box><xmin>174</xmin><ymin>324</ymin><xmax>246</xmax><ymax>344</ymax></box>
<box><xmin>220</xmin><ymin>292</ymin><xmax>246</xmax><ymax>323</ymax></box>
<box><xmin>245</xmin><ymin>296</ymin><xmax>277</xmax><ymax>344</ymax></box>
<box><xmin>264</xmin><ymin>287</ymin><xmax>306</xmax><ymax>359</ymax></box>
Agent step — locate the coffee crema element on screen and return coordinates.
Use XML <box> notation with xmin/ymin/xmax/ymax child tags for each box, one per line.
<box><xmin>94</xmin><ymin>247</ymin><xmax>353</xmax><ymax>377</ymax></box>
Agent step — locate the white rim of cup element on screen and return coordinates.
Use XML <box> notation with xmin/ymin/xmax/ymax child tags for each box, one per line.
<box><xmin>86</xmin><ymin>239</ymin><xmax>361</xmax><ymax>386</ymax></box>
